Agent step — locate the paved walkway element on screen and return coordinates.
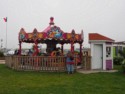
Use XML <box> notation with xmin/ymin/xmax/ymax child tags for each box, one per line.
<box><xmin>77</xmin><ymin>69</ymin><xmax>118</xmax><ymax>74</ymax></box>
<box><xmin>0</xmin><ymin>60</ymin><xmax>5</xmax><ymax>64</ymax></box>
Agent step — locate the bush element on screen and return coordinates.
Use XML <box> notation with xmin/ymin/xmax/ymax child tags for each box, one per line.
<box><xmin>122</xmin><ymin>64</ymin><xmax>125</xmax><ymax>73</ymax></box>
<box><xmin>121</xmin><ymin>59</ymin><xmax>125</xmax><ymax>73</ymax></box>
<box><xmin>113</xmin><ymin>57</ymin><xmax>123</xmax><ymax>65</ymax></box>
<box><xmin>0</xmin><ymin>51</ymin><xmax>4</xmax><ymax>57</ymax></box>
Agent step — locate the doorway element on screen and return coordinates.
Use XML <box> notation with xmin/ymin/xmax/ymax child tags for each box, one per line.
<box><xmin>92</xmin><ymin>44</ymin><xmax>103</xmax><ymax>69</ymax></box>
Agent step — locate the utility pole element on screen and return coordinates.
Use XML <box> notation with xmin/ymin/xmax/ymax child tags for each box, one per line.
<box><xmin>0</xmin><ymin>39</ymin><xmax>3</xmax><ymax>52</ymax></box>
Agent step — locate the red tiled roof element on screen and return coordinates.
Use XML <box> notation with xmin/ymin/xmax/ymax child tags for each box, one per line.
<box><xmin>89</xmin><ymin>33</ymin><xmax>114</xmax><ymax>42</ymax></box>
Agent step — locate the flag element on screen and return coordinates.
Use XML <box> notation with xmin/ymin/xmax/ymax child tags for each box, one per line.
<box><xmin>3</xmin><ymin>17</ymin><xmax>7</xmax><ymax>22</ymax></box>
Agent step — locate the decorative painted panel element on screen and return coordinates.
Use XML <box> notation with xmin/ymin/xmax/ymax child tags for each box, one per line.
<box><xmin>67</xmin><ymin>33</ymin><xmax>71</xmax><ymax>39</ymax></box>
<box><xmin>46</xmin><ymin>26</ymin><xmax>63</xmax><ymax>38</ymax></box>
<box><xmin>106</xmin><ymin>60</ymin><xmax>112</xmax><ymax>70</ymax></box>
<box><xmin>38</xmin><ymin>33</ymin><xmax>43</xmax><ymax>39</ymax></box>
<box><xmin>28</xmin><ymin>33</ymin><xmax>33</xmax><ymax>39</ymax></box>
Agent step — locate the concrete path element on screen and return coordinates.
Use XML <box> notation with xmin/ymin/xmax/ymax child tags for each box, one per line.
<box><xmin>77</xmin><ymin>69</ymin><xmax>118</xmax><ymax>74</ymax></box>
<box><xmin>0</xmin><ymin>60</ymin><xmax>5</xmax><ymax>64</ymax></box>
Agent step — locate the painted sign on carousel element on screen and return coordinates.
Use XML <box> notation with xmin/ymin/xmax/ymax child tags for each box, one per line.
<box><xmin>46</xmin><ymin>26</ymin><xmax>63</xmax><ymax>39</ymax></box>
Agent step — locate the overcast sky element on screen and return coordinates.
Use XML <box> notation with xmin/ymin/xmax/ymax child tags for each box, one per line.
<box><xmin>0</xmin><ymin>0</ymin><xmax>125</xmax><ymax>49</ymax></box>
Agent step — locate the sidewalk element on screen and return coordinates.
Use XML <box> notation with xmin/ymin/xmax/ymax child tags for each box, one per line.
<box><xmin>0</xmin><ymin>60</ymin><xmax>5</xmax><ymax>64</ymax></box>
<box><xmin>77</xmin><ymin>69</ymin><xmax>118</xmax><ymax>74</ymax></box>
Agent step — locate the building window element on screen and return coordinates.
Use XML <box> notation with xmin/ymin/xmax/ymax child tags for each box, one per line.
<box><xmin>106</xmin><ymin>47</ymin><xmax>111</xmax><ymax>57</ymax></box>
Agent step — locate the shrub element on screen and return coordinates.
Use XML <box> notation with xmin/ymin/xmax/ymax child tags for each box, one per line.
<box><xmin>118</xmin><ymin>49</ymin><xmax>125</xmax><ymax>73</ymax></box>
<box><xmin>121</xmin><ymin>59</ymin><xmax>125</xmax><ymax>72</ymax></box>
<box><xmin>0</xmin><ymin>51</ymin><xmax>4</xmax><ymax>57</ymax></box>
<box><xmin>113</xmin><ymin>56</ymin><xmax>123</xmax><ymax>65</ymax></box>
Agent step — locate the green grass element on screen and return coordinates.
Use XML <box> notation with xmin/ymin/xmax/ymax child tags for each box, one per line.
<box><xmin>114</xmin><ymin>65</ymin><xmax>122</xmax><ymax>70</ymax></box>
<box><xmin>0</xmin><ymin>64</ymin><xmax>125</xmax><ymax>94</ymax></box>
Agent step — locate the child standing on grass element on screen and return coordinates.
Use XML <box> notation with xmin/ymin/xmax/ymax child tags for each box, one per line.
<box><xmin>66</xmin><ymin>51</ymin><xmax>74</xmax><ymax>74</ymax></box>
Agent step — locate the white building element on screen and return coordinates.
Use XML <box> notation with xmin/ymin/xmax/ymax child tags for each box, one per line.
<box><xmin>89</xmin><ymin>33</ymin><xmax>114</xmax><ymax>70</ymax></box>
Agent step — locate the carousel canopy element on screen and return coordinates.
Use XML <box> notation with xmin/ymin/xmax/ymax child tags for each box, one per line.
<box><xmin>19</xmin><ymin>17</ymin><xmax>83</xmax><ymax>44</ymax></box>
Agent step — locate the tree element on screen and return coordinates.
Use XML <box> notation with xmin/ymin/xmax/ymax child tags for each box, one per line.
<box><xmin>0</xmin><ymin>51</ymin><xmax>4</xmax><ymax>57</ymax></box>
<box><xmin>118</xmin><ymin>49</ymin><xmax>125</xmax><ymax>72</ymax></box>
<box><xmin>119</xmin><ymin>49</ymin><xmax>125</xmax><ymax>59</ymax></box>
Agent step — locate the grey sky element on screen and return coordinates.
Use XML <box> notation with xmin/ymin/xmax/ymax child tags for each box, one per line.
<box><xmin>0</xmin><ymin>0</ymin><xmax>125</xmax><ymax>49</ymax></box>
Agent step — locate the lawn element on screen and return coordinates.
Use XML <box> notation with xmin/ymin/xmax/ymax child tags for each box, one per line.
<box><xmin>0</xmin><ymin>64</ymin><xmax>125</xmax><ymax>94</ymax></box>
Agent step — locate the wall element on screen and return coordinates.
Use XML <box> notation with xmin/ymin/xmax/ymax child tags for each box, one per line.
<box><xmin>106</xmin><ymin>43</ymin><xmax>113</xmax><ymax>69</ymax></box>
<box><xmin>90</xmin><ymin>41</ymin><xmax>113</xmax><ymax>70</ymax></box>
<box><xmin>90</xmin><ymin>41</ymin><xmax>106</xmax><ymax>70</ymax></box>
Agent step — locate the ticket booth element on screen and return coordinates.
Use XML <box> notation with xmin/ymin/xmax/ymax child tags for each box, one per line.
<box><xmin>89</xmin><ymin>33</ymin><xmax>114</xmax><ymax>70</ymax></box>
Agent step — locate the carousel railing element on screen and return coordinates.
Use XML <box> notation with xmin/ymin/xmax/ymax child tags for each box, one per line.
<box><xmin>82</xmin><ymin>56</ymin><xmax>91</xmax><ymax>70</ymax></box>
<box><xmin>5</xmin><ymin>56</ymin><xmax>67</xmax><ymax>72</ymax></box>
<box><xmin>5</xmin><ymin>55</ymin><xmax>91</xmax><ymax>72</ymax></box>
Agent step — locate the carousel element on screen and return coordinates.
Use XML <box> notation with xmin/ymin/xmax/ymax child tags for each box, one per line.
<box><xmin>5</xmin><ymin>17</ymin><xmax>84</xmax><ymax>72</ymax></box>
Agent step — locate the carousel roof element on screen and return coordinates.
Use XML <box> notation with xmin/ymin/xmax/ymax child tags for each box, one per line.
<box><xmin>19</xmin><ymin>17</ymin><xmax>83</xmax><ymax>44</ymax></box>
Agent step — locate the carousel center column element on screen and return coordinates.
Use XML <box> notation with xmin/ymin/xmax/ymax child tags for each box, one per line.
<box><xmin>19</xmin><ymin>41</ymin><xmax>22</xmax><ymax>55</ymax></box>
<box><xmin>61</xmin><ymin>43</ymin><xmax>64</xmax><ymax>54</ymax></box>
